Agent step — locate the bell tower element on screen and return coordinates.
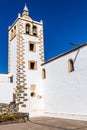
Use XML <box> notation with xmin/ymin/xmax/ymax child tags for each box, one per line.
<box><xmin>8</xmin><ymin>4</ymin><xmax>44</xmax><ymax>116</ymax></box>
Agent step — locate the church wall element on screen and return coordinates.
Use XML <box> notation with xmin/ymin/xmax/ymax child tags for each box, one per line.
<box><xmin>42</xmin><ymin>46</ymin><xmax>87</xmax><ymax>117</ymax></box>
<box><xmin>0</xmin><ymin>83</ymin><xmax>13</xmax><ymax>103</ymax></box>
<box><xmin>0</xmin><ymin>74</ymin><xmax>9</xmax><ymax>82</ymax></box>
<box><xmin>0</xmin><ymin>74</ymin><xmax>13</xmax><ymax>103</ymax></box>
<box><xmin>8</xmin><ymin>36</ymin><xmax>17</xmax><ymax>87</ymax></box>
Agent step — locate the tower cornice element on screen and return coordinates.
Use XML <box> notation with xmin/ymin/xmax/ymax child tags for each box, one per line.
<box><xmin>9</xmin><ymin>17</ymin><xmax>43</xmax><ymax>31</ymax></box>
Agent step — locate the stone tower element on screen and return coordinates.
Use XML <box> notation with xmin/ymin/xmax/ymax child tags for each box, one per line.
<box><xmin>8</xmin><ymin>4</ymin><xmax>44</xmax><ymax>116</ymax></box>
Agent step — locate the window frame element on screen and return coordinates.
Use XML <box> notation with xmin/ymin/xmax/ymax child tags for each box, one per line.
<box><xmin>68</xmin><ymin>59</ymin><xmax>74</xmax><ymax>73</ymax></box>
<box><xmin>29</xmin><ymin>42</ymin><xmax>36</xmax><ymax>52</ymax></box>
<box><xmin>28</xmin><ymin>60</ymin><xmax>37</xmax><ymax>70</ymax></box>
<box><xmin>42</xmin><ymin>69</ymin><xmax>46</xmax><ymax>79</ymax></box>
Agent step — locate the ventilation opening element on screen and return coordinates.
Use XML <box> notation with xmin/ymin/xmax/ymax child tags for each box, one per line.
<box><xmin>30</xmin><ymin>92</ymin><xmax>36</xmax><ymax>97</ymax></box>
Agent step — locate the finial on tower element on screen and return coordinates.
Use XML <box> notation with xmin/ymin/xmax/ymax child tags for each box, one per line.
<box><xmin>22</xmin><ymin>4</ymin><xmax>29</xmax><ymax>16</ymax></box>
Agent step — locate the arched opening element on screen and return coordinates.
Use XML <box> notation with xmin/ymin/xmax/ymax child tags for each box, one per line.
<box><xmin>68</xmin><ymin>59</ymin><xmax>74</xmax><ymax>72</ymax></box>
<box><xmin>32</xmin><ymin>25</ymin><xmax>37</xmax><ymax>36</ymax></box>
<box><xmin>42</xmin><ymin>69</ymin><xmax>46</xmax><ymax>79</ymax></box>
<box><xmin>26</xmin><ymin>24</ymin><xmax>30</xmax><ymax>34</ymax></box>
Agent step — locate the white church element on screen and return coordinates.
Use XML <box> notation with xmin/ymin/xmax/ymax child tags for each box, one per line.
<box><xmin>0</xmin><ymin>4</ymin><xmax>87</xmax><ymax>120</ymax></box>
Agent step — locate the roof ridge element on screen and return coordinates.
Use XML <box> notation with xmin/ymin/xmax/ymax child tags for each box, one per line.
<box><xmin>42</xmin><ymin>43</ymin><xmax>87</xmax><ymax>66</ymax></box>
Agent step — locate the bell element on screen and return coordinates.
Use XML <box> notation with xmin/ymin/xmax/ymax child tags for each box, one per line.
<box><xmin>33</xmin><ymin>29</ymin><xmax>36</xmax><ymax>33</ymax></box>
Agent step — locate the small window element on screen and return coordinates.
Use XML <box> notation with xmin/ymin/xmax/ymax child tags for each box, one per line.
<box><xmin>29</xmin><ymin>42</ymin><xmax>36</xmax><ymax>52</ymax></box>
<box><xmin>11</xmin><ymin>29</ymin><xmax>13</xmax><ymax>39</ymax></box>
<box><xmin>14</xmin><ymin>26</ymin><xmax>16</xmax><ymax>36</ymax></box>
<box><xmin>14</xmin><ymin>26</ymin><xmax>16</xmax><ymax>30</ymax></box>
<box><xmin>28</xmin><ymin>61</ymin><xmax>37</xmax><ymax>70</ymax></box>
<box><xmin>30</xmin><ymin>62</ymin><xmax>35</xmax><ymax>69</ymax></box>
<box><xmin>30</xmin><ymin>43</ymin><xmax>34</xmax><ymax>51</ymax></box>
<box><xmin>10</xmin><ymin>76</ymin><xmax>13</xmax><ymax>83</ymax></box>
<box><xmin>42</xmin><ymin>69</ymin><xmax>46</xmax><ymax>79</ymax></box>
<box><xmin>68</xmin><ymin>59</ymin><xmax>74</xmax><ymax>72</ymax></box>
<box><xmin>32</xmin><ymin>25</ymin><xmax>37</xmax><ymax>36</ymax></box>
<box><xmin>26</xmin><ymin>24</ymin><xmax>30</xmax><ymax>34</ymax></box>
<box><xmin>11</xmin><ymin>29</ymin><xmax>13</xmax><ymax>33</ymax></box>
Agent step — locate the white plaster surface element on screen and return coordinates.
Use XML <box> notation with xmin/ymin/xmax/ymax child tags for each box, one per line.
<box><xmin>0</xmin><ymin>74</ymin><xmax>13</xmax><ymax>103</ymax></box>
<box><xmin>42</xmin><ymin>46</ymin><xmax>87</xmax><ymax>117</ymax></box>
<box><xmin>8</xmin><ymin>37</ymin><xmax>17</xmax><ymax>87</ymax></box>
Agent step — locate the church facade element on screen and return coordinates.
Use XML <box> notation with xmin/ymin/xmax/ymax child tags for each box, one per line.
<box><xmin>0</xmin><ymin>4</ymin><xmax>87</xmax><ymax>120</ymax></box>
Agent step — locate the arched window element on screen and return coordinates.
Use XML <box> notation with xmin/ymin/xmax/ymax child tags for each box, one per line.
<box><xmin>26</xmin><ymin>24</ymin><xmax>30</xmax><ymax>34</ymax></box>
<box><xmin>68</xmin><ymin>59</ymin><xmax>74</xmax><ymax>72</ymax></box>
<box><xmin>32</xmin><ymin>25</ymin><xmax>37</xmax><ymax>36</ymax></box>
<box><xmin>14</xmin><ymin>26</ymin><xmax>16</xmax><ymax>36</ymax></box>
<box><xmin>11</xmin><ymin>29</ymin><xmax>13</xmax><ymax>39</ymax></box>
<box><xmin>42</xmin><ymin>69</ymin><xmax>46</xmax><ymax>79</ymax></box>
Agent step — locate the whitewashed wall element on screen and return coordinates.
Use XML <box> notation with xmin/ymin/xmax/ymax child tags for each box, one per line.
<box><xmin>42</xmin><ymin>45</ymin><xmax>87</xmax><ymax>118</ymax></box>
<box><xmin>0</xmin><ymin>74</ymin><xmax>13</xmax><ymax>103</ymax></box>
<box><xmin>0</xmin><ymin>74</ymin><xmax>9</xmax><ymax>82</ymax></box>
<box><xmin>8</xmin><ymin>37</ymin><xmax>17</xmax><ymax>87</ymax></box>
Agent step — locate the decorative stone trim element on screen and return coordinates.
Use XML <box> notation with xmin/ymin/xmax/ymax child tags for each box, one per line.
<box><xmin>19</xmin><ymin>102</ymin><xmax>24</xmax><ymax>104</ymax></box>
<box><xmin>15</xmin><ymin>19</ymin><xmax>27</xmax><ymax>108</ymax></box>
<box><xmin>23</xmin><ymin>99</ymin><xmax>28</xmax><ymax>101</ymax></box>
<box><xmin>38</xmin><ymin>29</ymin><xmax>44</xmax><ymax>63</ymax></box>
<box><xmin>23</xmin><ymin>93</ymin><xmax>27</xmax><ymax>96</ymax></box>
<box><xmin>22</xmin><ymin>104</ymin><xmax>26</xmax><ymax>107</ymax></box>
<box><xmin>19</xmin><ymin>97</ymin><xmax>25</xmax><ymax>99</ymax></box>
<box><xmin>10</xmin><ymin>25</ymin><xmax>16</xmax><ymax>41</ymax></box>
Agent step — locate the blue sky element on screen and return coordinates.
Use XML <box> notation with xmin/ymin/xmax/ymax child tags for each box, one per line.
<box><xmin>0</xmin><ymin>0</ymin><xmax>87</xmax><ymax>73</ymax></box>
